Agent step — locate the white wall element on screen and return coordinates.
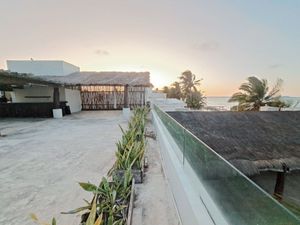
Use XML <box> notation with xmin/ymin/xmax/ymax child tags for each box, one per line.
<box><xmin>12</xmin><ymin>86</ymin><xmax>65</xmax><ymax>103</ymax></box>
<box><xmin>65</xmin><ymin>89</ymin><xmax>82</xmax><ymax>113</ymax></box>
<box><xmin>152</xmin><ymin>110</ymin><xmax>227</xmax><ymax>225</ymax></box>
<box><xmin>148</xmin><ymin>91</ymin><xmax>167</xmax><ymax>100</ymax></box>
<box><xmin>62</xmin><ymin>61</ymin><xmax>80</xmax><ymax>75</ymax></box>
<box><xmin>12</xmin><ymin>86</ymin><xmax>82</xmax><ymax>113</ymax></box>
<box><xmin>7</xmin><ymin>60</ymin><xmax>79</xmax><ymax>76</ymax></box>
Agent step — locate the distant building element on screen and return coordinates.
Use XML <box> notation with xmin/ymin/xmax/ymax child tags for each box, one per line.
<box><xmin>0</xmin><ymin>60</ymin><xmax>151</xmax><ymax>117</ymax></box>
<box><xmin>7</xmin><ymin>60</ymin><xmax>80</xmax><ymax>76</ymax></box>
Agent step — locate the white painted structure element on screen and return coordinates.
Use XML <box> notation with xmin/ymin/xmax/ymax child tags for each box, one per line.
<box><xmin>152</xmin><ymin>109</ymin><xmax>227</xmax><ymax>225</ymax></box>
<box><xmin>7</xmin><ymin>60</ymin><xmax>79</xmax><ymax>76</ymax></box>
<box><xmin>10</xmin><ymin>86</ymin><xmax>82</xmax><ymax>113</ymax></box>
<box><xmin>4</xmin><ymin>60</ymin><xmax>150</xmax><ymax>115</ymax></box>
<box><xmin>151</xmin><ymin>98</ymin><xmax>187</xmax><ymax>111</ymax></box>
<box><xmin>64</xmin><ymin>88</ymin><xmax>82</xmax><ymax>113</ymax></box>
<box><xmin>6</xmin><ymin>60</ymin><xmax>82</xmax><ymax>114</ymax></box>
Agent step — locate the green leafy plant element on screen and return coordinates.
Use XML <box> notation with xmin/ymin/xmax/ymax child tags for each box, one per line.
<box><xmin>62</xmin><ymin>170</ymin><xmax>133</xmax><ymax>225</ymax></box>
<box><xmin>30</xmin><ymin>213</ymin><xmax>57</xmax><ymax>225</ymax></box>
<box><xmin>108</xmin><ymin>107</ymin><xmax>149</xmax><ymax>175</ymax></box>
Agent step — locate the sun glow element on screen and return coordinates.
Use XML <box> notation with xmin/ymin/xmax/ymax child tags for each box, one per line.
<box><xmin>89</xmin><ymin>63</ymin><xmax>173</xmax><ymax>89</ymax></box>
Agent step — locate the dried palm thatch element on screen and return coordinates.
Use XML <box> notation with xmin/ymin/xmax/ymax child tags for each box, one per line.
<box><xmin>0</xmin><ymin>70</ymin><xmax>61</xmax><ymax>87</ymax></box>
<box><xmin>168</xmin><ymin>111</ymin><xmax>300</xmax><ymax>176</ymax></box>
<box><xmin>41</xmin><ymin>71</ymin><xmax>151</xmax><ymax>87</ymax></box>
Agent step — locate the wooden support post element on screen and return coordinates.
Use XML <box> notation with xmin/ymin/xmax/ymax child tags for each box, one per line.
<box><xmin>113</xmin><ymin>86</ymin><xmax>117</xmax><ymax>109</ymax></box>
<box><xmin>273</xmin><ymin>164</ymin><xmax>288</xmax><ymax>201</ymax></box>
<box><xmin>124</xmin><ymin>84</ymin><xmax>129</xmax><ymax>108</ymax></box>
<box><xmin>53</xmin><ymin>87</ymin><xmax>60</xmax><ymax>109</ymax></box>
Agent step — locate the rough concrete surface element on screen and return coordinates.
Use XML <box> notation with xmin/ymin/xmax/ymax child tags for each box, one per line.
<box><xmin>0</xmin><ymin>111</ymin><xmax>126</xmax><ymax>225</ymax></box>
<box><xmin>132</xmin><ymin>117</ymin><xmax>181</xmax><ymax>225</ymax></box>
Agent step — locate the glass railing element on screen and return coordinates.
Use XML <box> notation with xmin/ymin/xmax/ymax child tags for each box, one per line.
<box><xmin>153</xmin><ymin>104</ymin><xmax>300</xmax><ymax>225</ymax></box>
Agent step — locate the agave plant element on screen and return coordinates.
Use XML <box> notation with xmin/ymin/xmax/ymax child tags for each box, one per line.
<box><xmin>30</xmin><ymin>214</ymin><xmax>57</xmax><ymax>225</ymax></box>
<box><xmin>62</xmin><ymin>170</ymin><xmax>133</xmax><ymax>225</ymax></box>
<box><xmin>108</xmin><ymin>107</ymin><xmax>149</xmax><ymax>175</ymax></box>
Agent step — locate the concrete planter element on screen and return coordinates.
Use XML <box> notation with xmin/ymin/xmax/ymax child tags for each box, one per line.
<box><xmin>115</xmin><ymin>169</ymin><xmax>143</xmax><ymax>184</ymax></box>
<box><xmin>52</xmin><ymin>108</ymin><xmax>63</xmax><ymax>118</ymax></box>
<box><xmin>80</xmin><ymin>179</ymin><xmax>135</xmax><ymax>225</ymax></box>
<box><xmin>126</xmin><ymin>178</ymin><xmax>135</xmax><ymax>225</ymax></box>
<box><xmin>122</xmin><ymin>107</ymin><xmax>131</xmax><ymax>120</ymax></box>
<box><xmin>114</xmin><ymin>158</ymin><xmax>145</xmax><ymax>184</ymax></box>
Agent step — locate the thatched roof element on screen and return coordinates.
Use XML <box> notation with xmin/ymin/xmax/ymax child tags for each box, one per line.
<box><xmin>40</xmin><ymin>71</ymin><xmax>151</xmax><ymax>87</ymax></box>
<box><xmin>0</xmin><ymin>70</ymin><xmax>61</xmax><ymax>90</ymax></box>
<box><xmin>168</xmin><ymin>111</ymin><xmax>300</xmax><ymax>176</ymax></box>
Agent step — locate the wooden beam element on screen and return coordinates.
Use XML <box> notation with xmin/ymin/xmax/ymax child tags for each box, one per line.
<box><xmin>124</xmin><ymin>84</ymin><xmax>129</xmax><ymax>108</ymax></box>
<box><xmin>273</xmin><ymin>163</ymin><xmax>288</xmax><ymax>201</ymax></box>
<box><xmin>53</xmin><ymin>87</ymin><xmax>60</xmax><ymax>109</ymax></box>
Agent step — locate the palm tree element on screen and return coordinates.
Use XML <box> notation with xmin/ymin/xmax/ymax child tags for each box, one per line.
<box><xmin>179</xmin><ymin>70</ymin><xmax>202</xmax><ymax>99</ymax></box>
<box><xmin>229</xmin><ymin>76</ymin><xmax>283</xmax><ymax>111</ymax></box>
<box><xmin>267</xmin><ymin>99</ymin><xmax>292</xmax><ymax>111</ymax></box>
<box><xmin>162</xmin><ymin>86</ymin><xmax>169</xmax><ymax>94</ymax></box>
<box><xmin>186</xmin><ymin>90</ymin><xmax>206</xmax><ymax>109</ymax></box>
<box><xmin>168</xmin><ymin>82</ymin><xmax>182</xmax><ymax>99</ymax></box>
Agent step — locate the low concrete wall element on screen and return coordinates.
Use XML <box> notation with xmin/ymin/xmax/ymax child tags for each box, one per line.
<box><xmin>65</xmin><ymin>89</ymin><xmax>81</xmax><ymax>113</ymax></box>
<box><xmin>0</xmin><ymin>102</ymin><xmax>68</xmax><ymax>118</ymax></box>
<box><xmin>152</xmin><ymin>110</ymin><xmax>227</xmax><ymax>225</ymax></box>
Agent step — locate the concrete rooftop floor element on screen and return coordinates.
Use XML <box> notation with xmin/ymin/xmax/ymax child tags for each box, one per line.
<box><xmin>0</xmin><ymin>111</ymin><xmax>180</xmax><ymax>225</ymax></box>
<box><xmin>0</xmin><ymin>111</ymin><xmax>127</xmax><ymax>225</ymax></box>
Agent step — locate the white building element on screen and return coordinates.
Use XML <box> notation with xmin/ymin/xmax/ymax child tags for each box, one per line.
<box><xmin>7</xmin><ymin>60</ymin><xmax>79</xmax><ymax>76</ymax></box>
<box><xmin>1</xmin><ymin>60</ymin><xmax>151</xmax><ymax>117</ymax></box>
<box><xmin>5</xmin><ymin>60</ymin><xmax>82</xmax><ymax>114</ymax></box>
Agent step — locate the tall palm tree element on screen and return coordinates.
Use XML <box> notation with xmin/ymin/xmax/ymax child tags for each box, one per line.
<box><xmin>179</xmin><ymin>70</ymin><xmax>202</xmax><ymax>99</ymax></box>
<box><xmin>229</xmin><ymin>76</ymin><xmax>283</xmax><ymax>111</ymax></box>
<box><xmin>168</xmin><ymin>81</ymin><xmax>182</xmax><ymax>99</ymax></box>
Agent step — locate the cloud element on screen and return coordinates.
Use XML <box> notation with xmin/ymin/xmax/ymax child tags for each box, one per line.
<box><xmin>193</xmin><ymin>41</ymin><xmax>220</xmax><ymax>52</ymax></box>
<box><xmin>94</xmin><ymin>49</ymin><xmax>109</xmax><ymax>56</ymax></box>
<box><xmin>269</xmin><ymin>64</ymin><xmax>283</xmax><ymax>69</ymax></box>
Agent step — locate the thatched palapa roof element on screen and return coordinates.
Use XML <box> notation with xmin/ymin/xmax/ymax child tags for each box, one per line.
<box><xmin>41</xmin><ymin>71</ymin><xmax>151</xmax><ymax>87</ymax></box>
<box><xmin>0</xmin><ymin>70</ymin><xmax>62</xmax><ymax>90</ymax></box>
<box><xmin>168</xmin><ymin>111</ymin><xmax>300</xmax><ymax>176</ymax></box>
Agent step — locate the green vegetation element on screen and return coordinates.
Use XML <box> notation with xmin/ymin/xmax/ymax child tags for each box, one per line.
<box><xmin>30</xmin><ymin>213</ymin><xmax>57</xmax><ymax>225</ymax></box>
<box><xmin>185</xmin><ymin>90</ymin><xmax>206</xmax><ymax>110</ymax></box>
<box><xmin>62</xmin><ymin>170</ymin><xmax>133</xmax><ymax>225</ymax></box>
<box><xmin>109</xmin><ymin>107</ymin><xmax>149</xmax><ymax>173</ymax></box>
<box><xmin>163</xmin><ymin>82</ymin><xmax>182</xmax><ymax>99</ymax></box>
<box><xmin>228</xmin><ymin>76</ymin><xmax>291</xmax><ymax>111</ymax></box>
<box><xmin>162</xmin><ymin>70</ymin><xmax>205</xmax><ymax>109</ymax></box>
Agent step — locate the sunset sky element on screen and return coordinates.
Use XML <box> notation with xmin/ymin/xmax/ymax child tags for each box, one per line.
<box><xmin>1</xmin><ymin>0</ymin><xmax>299</xmax><ymax>96</ymax></box>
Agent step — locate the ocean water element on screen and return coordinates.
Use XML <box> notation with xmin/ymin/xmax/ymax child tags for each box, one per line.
<box><xmin>206</xmin><ymin>96</ymin><xmax>300</xmax><ymax>111</ymax></box>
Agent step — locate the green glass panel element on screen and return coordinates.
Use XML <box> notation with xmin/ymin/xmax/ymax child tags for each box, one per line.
<box><xmin>154</xmin><ymin>105</ymin><xmax>300</xmax><ymax>225</ymax></box>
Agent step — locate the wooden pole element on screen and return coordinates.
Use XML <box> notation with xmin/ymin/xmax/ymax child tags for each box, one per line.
<box><xmin>273</xmin><ymin>163</ymin><xmax>288</xmax><ymax>201</ymax></box>
<box><xmin>53</xmin><ymin>87</ymin><xmax>60</xmax><ymax>109</ymax></box>
<box><xmin>113</xmin><ymin>86</ymin><xmax>117</xmax><ymax>109</ymax></box>
<box><xmin>124</xmin><ymin>84</ymin><xmax>129</xmax><ymax>108</ymax></box>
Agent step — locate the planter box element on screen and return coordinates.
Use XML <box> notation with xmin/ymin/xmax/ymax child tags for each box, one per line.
<box><xmin>115</xmin><ymin>169</ymin><xmax>143</xmax><ymax>184</ymax></box>
<box><xmin>52</xmin><ymin>108</ymin><xmax>63</xmax><ymax>118</ymax></box>
<box><xmin>122</xmin><ymin>107</ymin><xmax>131</xmax><ymax>120</ymax></box>
<box><xmin>126</xmin><ymin>178</ymin><xmax>135</xmax><ymax>225</ymax></box>
<box><xmin>114</xmin><ymin>158</ymin><xmax>146</xmax><ymax>184</ymax></box>
<box><xmin>80</xmin><ymin>179</ymin><xmax>135</xmax><ymax>225</ymax></box>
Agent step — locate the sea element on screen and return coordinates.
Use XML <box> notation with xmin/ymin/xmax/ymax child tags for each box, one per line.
<box><xmin>205</xmin><ymin>96</ymin><xmax>300</xmax><ymax>111</ymax></box>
